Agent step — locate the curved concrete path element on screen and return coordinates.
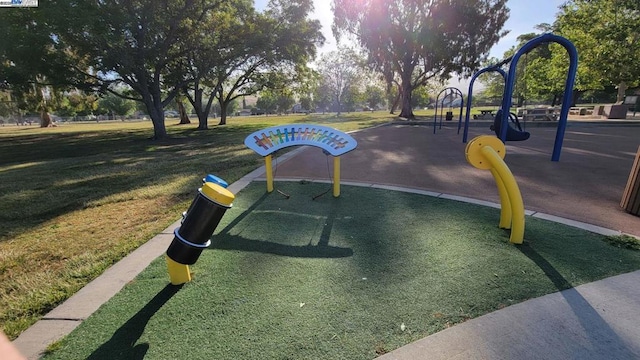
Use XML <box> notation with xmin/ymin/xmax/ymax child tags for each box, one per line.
<box><xmin>13</xmin><ymin>120</ymin><xmax>640</xmax><ymax>359</ymax></box>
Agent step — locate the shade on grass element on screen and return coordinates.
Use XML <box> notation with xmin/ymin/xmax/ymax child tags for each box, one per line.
<box><xmin>44</xmin><ymin>182</ymin><xmax>640</xmax><ymax>359</ymax></box>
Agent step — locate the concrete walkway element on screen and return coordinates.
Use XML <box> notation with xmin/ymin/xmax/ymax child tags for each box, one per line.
<box><xmin>13</xmin><ymin>119</ymin><xmax>640</xmax><ymax>359</ymax></box>
<box><xmin>378</xmin><ymin>270</ymin><xmax>640</xmax><ymax>360</ymax></box>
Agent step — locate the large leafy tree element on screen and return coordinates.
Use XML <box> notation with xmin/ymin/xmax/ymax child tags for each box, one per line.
<box><xmin>97</xmin><ymin>93</ymin><xmax>137</xmax><ymax>117</ymax></box>
<box><xmin>0</xmin><ymin>8</ymin><xmax>88</xmax><ymax>127</ymax></box>
<box><xmin>317</xmin><ymin>49</ymin><xmax>363</xmax><ymax>115</ymax></box>
<box><xmin>364</xmin><ymin>84</ymin><xmax>386</xmax><ymax>110</ymax></box>
<box><xmin>332</xmin><ymin>0</ymin><xmax>509</xmax><ymax>119</ymax></box>
<box><xmin>183</xmin><ymin>0</ymin><xmax>323</xmax><ymax>127</ymax></box>
<box><xmin>554</xmin><ymin>0</ymin><xmax>640</xmax><ymax>102</ymax></box>
<box><xmin>6</xmin><ymin>0</ymin><xmax>224</xmax><ymax>139</ymax></box>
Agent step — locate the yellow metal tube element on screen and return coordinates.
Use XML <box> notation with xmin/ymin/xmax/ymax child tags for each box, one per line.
<box><xmin>490</xmin><ymin>168</ymin><xmax>512</xmax><ymax>229</ymax></box>
<box><xmin>333</xmin><ymin>156</ymin><xmax>340</xmax><ymax>197</ymax></box>
<box><xmin>166</xmin><ymin>256</ymin><xmax>191</xmax><ymax>285</ymax></box>
<box><xmin>265</xmin><ymin>155</ymin><xmax>274</xmax><ymax>193</ymax></box>
<box><xmin>481</xmin><ymin>146</ymin><xmax>525</xmax><ymax>244</ymax></box>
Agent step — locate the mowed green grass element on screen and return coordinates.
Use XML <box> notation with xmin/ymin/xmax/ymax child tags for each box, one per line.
<box><xmin>43</xmin><ymin>182</ymin><xmax>640</xmax><ymax>360</ymax></box>
<box><xmin>0</xmin><ymin>112</ymin><xmax>392</xmax><ymax>339</ymax></box>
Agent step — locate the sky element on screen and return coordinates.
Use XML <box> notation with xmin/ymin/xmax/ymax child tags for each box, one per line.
<box><xmin>254</xmin><ymin>0</ymin><xmax>566</xmax><ymax>85</ymax></box>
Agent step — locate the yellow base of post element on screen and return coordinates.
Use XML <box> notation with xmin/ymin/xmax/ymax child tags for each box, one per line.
<box><xmin>265</xmin><ymin>155</ymin><xmax>274</xmax><ymax>193</ymax></box>
<box><xmin>333</xmin><ymin>156</ymin><xmax>340</xmax><ymax>197</ymax></box>
<box><xmin>166</xmin><ymin>256</ymin><xmax>191</xmax><ymax>285</ymax></box>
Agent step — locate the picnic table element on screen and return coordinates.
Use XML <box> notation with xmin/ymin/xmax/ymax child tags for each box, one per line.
<box><xmin>474</xmin><ymin>110</ymin><xmax>496</xmax><ymax>120</ymax></box>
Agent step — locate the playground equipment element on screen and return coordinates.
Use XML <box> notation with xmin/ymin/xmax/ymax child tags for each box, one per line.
<box><xmin>433</xmin><ymin>87</ymin><xmax>464</xmax><ymax>134</ymax></box>
<box><xmin>166</xmin><ymin>178</ymin><xmax>235</xmax><ymax>285</ymax></box>
<box><xmin>466</xmin><ymin>135</ymin><xmax>525</xmax><ymax>244</ymax></box>
<box><xmin>491</xmin><ymin>110</ymin><xmax>530</xmax><ymax>142</ymax></box>
<box><xmin>463</xmin><ymin>59</ymin><xmax>509</xmax><ymax>143</ymax></box>
<box><xmin>463</xmin><ymin>57</ymin><xmax>531</xmax><ymax>143</ymax></box>
<box><xmin>498</xmin><ymin>33</ymin><xmax>578</xmax><ymax>161</ymax></box>
<box><xmin>244</xmin><ymin>124</ymin><xmax>357</xmax><ymax>197</ymax></box>
<box><xmin>463</xmin><ymin>33</ymin><xmax>578</xmax><ymax>162</ymax></box>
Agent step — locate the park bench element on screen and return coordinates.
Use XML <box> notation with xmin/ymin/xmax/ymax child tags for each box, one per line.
<box><xmin>244</xmin><ymin>124</ymin><xmax>358</xmax><ymax>197</ymax></box>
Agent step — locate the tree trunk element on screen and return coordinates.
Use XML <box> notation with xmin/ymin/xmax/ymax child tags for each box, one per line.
<box><xmin>571</xmin><ymin>89</ymin><xmax>580</xmax><ymax>107</ymax></box>
<box><xmin>149</xmin><ymin>107</ymin><xmax>167</xmax><ymax>139</ymax></box>
<box><xmin>143</xmin><ymin>92</ymin><xmax>167</xmax><ymax>139</ymax></box>
<box><xmin>40</xmin><ymin>110</ymin><xmax>52</xmax><ymax>127</ymax></box>
<box><xmin>218</xmin><ymin>98</ymin><xmax>227</xmax><ymax>125</ymax></box>
<box><xmin>617</xmin><ymin>81</ymin><xmax>628</xmax><ymax>103</ymax></box>
<box><xmin>398</xmin><ymin>81</ymin><xmax>414</xmax><ymax>119</ymax></box>
<box><xmin>177</xmin><ymin>100</ymin><xmax>190</xmax><ymax>124</ymax></box>
<box><xmin>390</xmin><ymin>90</ymin><xmax>401</xmax><ymax>114</ymax></box>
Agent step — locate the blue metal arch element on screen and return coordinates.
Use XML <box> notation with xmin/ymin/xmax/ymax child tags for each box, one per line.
<box><xmin>463</xmin><ymin>65</ymin><xmax>508</xmax><ymax>143</ymax></box>
<box><xmin>499</xmin><ymin>33</ymin><xmax>578</xmax><ymax>161</ymax></box>
<box><xmin>433</xmin><ymin>87</ymin><xmax>464</xmax><ymax>134</ymax></box>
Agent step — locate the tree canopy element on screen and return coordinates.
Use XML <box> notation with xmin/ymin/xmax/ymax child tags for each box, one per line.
<box><xmin>1</xmin><ymin>0</ymin><xmax>323</xmax><ymax>138</ymax></box>
<box><xmin>332</xmin><ymin>0</ymin><xmax>509</xmax><ymax>118</ymax></box>
<box><xmin>555</xmin><ymin>0</ymin><xmax>640</xmax><ymax>101</ymax></box>
<box><xmin>316</xmin><ymin>49</ymin><xmax>363</xmax><ymax>115</ymax></box>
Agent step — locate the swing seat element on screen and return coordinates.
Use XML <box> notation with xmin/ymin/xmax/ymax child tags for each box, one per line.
<box><xmin>491</xmin><ymin>110</ymin><xmax>530</xmax><ymax>141</ymax></box>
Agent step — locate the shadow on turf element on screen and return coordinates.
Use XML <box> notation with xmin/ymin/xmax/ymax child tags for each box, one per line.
<box><xmin>209</xmin><ymin>191</ymin><xmax>353</xmax><ymax>258</ymax></box>
<box><xmin>86</xmin><ymin>284</ymin><xmax>182</xmax><ymax>360</ymax></box>
<box><xmin>518</xmin><ymin>244</ymin><xmax>637</xmax><ymax>357</ymax></box>
<box><xmin>210</xmin><ymin>234</ymin><xmax>353</xmax><ymax>258</ymax></box>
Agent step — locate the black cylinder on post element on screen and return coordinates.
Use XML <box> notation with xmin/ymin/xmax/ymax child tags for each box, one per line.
<box><xmin>166</xmin><ymin>182</ymin><xmax>234</xmax><ymax>265</ymax></box>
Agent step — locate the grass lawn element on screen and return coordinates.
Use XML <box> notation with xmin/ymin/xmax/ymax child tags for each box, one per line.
<box><xmin>42</xmin><ymin>181</ymin><xmax>640</xmax><ymax>359</ymax></box>
<box><xmin>0</xmin><ymin>112</ymin><xmax>392</xmax><ymax>339</ymax></box>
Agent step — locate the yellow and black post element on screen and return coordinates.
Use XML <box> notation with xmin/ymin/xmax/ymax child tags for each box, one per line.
<box><xmin>166</xmin><ymin>182</ymin><xmax>235</xmax><ymax>285</ymax></box>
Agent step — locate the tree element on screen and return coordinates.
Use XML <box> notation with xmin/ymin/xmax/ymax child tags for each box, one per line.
<box><xmin>476</xmin><ymin>57</ymin><xmax>506</xmax><ymax>103</ymax></box>
<box><xmin>364</xmin><ymin>84</ymin><xmax>385</xmax><ymax>110</ymax></box>
<box><xmin>313</xmin><ymin>80</ymin><xmax>332</xmax><ymax>114</ymax></box>
<box><xmin>299</xmin><ymin>96</ymin><xmax>313</xmax><ymax>112</ymax></box>
<box><xmin>410</xmin><ymin>85</ymin><xmax>431</xmax><ymax>109</ymax></box>
<box><xmin>182</xmin><ymin>0</ymin><xmax>256</xmax><ymax>129</ymax></box>
<box><xmin>98</xmin><ymin>93</ymin><xmax>137</xmax><ymax>117</ymax></box>
<box><xmin>0</xmin><ymin>91</ymin><xmax>20</xmax><ymax>121</ymax></box>
<box><xmin>0</xmin><ymin>8</ymin><xmax>85</xmax><ymax>127</ymax></box>
<box><xmin>57</xmin><ymin>92</ymin><xmax>99</xmax><ymax>117</ymax></box>
<box><xmin>554</xmin><ymin>0</ymin><xmax>640</xmax><ymax>102</ymax></box>
<box><xmin>19</xmin><ymin>0</ymin><xmax>225</xmax><ymax>139</ymax></box>
<box><xmin>183</xmin><ymin>0</ymin><xmax>323</xmax><ymax>127</ymax></box>
<box><xmin>317</xmin><ymin>49</ymin><xmax>363</xmax><ymax>115</ymax></box>
<box><xmin>342</xmin><ymin>84</ymin><xmax>363</xmax><ymax>112</ymax></box>
<box><xmin>333</xmin><ymin>0</ymin><xmax>509</xmax><ymax>119</ymax></box>
<box><xmin>175</xmin><ymin>94</ymin><xmax>191</xmax><ymax>125</ymax></box>
<box><xmin>256</xmin><ymin>91</ymin><xmax>278</xmax><ymax>114</ymax></box>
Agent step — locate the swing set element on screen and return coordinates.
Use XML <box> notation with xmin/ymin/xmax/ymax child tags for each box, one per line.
<box><xmin>462</xmin><ymin>33</ymin><xmax>578</xmax><ymax>162</ymax></box>
<box><xmin>433</xmin><ymin>87</ymin><xmax>464</xmax><ymax>134</ymax></box>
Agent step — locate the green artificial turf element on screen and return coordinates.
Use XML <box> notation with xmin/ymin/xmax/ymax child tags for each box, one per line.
<box><xmin>43</xmin><ymin>182</ymin><xmax>640</xmax><ymax>359</ymax></box>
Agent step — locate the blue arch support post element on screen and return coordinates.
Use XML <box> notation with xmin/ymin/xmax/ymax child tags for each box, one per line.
<box><xmin>499</xmin><ymin>33</ymin><xmax>578</xmax><ymax>161</ymax></box>
<box><xmin>463</xmin><ymin>63</ymin><xmax>508</xmax><ymax>143</ymax></box>
<box><xmin>433</xmin><ymin>87</ymin><xmax>464</xmax><ymax>134</ymax></box>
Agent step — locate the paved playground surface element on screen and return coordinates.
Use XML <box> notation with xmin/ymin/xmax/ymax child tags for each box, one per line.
<box><xmin>13</xmin><ymin>118</ymin><xmax>640</xmax><ymax>359</ymax></box>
